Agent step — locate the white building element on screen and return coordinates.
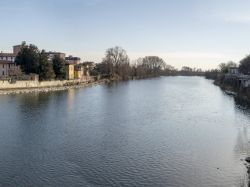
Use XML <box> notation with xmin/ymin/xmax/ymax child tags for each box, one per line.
<box><xmin>228</xmin><ymin>67</ymin><xmax>239</xmax><ymax>75</ymax></box>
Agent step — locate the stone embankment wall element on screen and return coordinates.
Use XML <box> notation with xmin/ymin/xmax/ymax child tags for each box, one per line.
<box><xmin>0</xmin><ymin>77</ymin><xmax>95</xmax><ymax>90</ymax></box>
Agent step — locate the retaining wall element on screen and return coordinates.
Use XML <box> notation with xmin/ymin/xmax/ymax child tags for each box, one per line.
<box><xmin>0</xmin><ymin>79</ymin><xmax>84</xmax><ymax>90</ymax></box>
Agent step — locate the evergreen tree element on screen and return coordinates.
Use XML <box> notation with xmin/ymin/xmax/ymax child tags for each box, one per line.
<box><xmin>15</xmin><ymin>43</ymin><xmax>40</xmax><ymax>74</ymax></box>
<box><xmin>53</xmin><ymin>55</ymin><xmax>66</xmax><ymax>79</ymax></box>
<box><xmin>39</xmin><ymin>50</ymin><xmax>55</xmax><ymax>81</ymax></box>
<box><xmin>239</xmin><ymin>55</ymin><xmax>250</xmax><ymax>75</ymax></box>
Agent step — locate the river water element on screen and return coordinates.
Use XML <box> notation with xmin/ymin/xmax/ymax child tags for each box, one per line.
<box><xmin>0</xmin><ymin>76</ymin><xmax>250</xmax><ymax>187</ymax></box>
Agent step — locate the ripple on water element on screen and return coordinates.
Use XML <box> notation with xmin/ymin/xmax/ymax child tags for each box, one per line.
<box><xmin>0</xmin><ymin>77</ymin><xmax>249</xmax><ymax>187</ymax></box>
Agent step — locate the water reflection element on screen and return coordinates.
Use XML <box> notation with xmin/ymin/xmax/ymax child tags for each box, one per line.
<box><xmin>66</xmin><ymin>89</ymin><xmax>76</xmax><ymax>113</ymax></box>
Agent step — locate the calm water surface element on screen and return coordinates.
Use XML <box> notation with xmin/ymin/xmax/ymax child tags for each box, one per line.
<box><xmin>0</xmin><ymin>76</ymin><xmax>250</xmax><ymax>187</ymax></box>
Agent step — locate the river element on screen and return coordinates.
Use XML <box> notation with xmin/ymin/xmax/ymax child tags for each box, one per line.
<box><xmin>0</xmin><ymin>76</ymin><xmax>250</xmax><ymax>187</ymax></box>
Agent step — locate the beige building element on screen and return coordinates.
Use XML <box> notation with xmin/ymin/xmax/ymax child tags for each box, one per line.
<box><xmin>65</xmin><ymin>64</ymin><xmax>75</xmax><ymax>80</ymax></box>
<box><xmin>0</xmin><ymin>60</ymin><xmax>19</xmax><ymax>78</ymax></box>
<box><xmin>74</xmin><ymin>65</ymin><xmax>84</xmax><ymax>79</ymax></box>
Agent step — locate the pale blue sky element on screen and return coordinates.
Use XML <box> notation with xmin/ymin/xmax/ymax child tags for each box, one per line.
<box><xmin>1</xmin><ymin>0</ymin><xmax>250</xmax><ymax>69</ymax></box>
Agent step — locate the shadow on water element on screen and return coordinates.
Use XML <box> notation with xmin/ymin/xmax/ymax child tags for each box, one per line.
<box><xmin>235</xmin><ymin>97</ymin><xmax>250</xmax><ymax>111</ymax></box>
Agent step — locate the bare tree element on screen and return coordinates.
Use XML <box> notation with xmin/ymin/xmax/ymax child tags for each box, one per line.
<box><xmin>142</xmin><ymin>56</ymin><xmax>166</xmax><ymax>75</ymax></box>
<box><xmin>102</xmin><ymin>46</ymin><xmax>130</xmax><ymax>79</ymax></box>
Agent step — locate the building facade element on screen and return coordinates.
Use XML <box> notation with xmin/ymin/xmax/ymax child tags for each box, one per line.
<box><xmin>0</xmin><ymin>45</ymin><xmax>21</xmax><ymax>78</ymax></box>
<box><xmin>65</xmin><ymin>64</ymin><xmax>75</xmax><ymax>80</ymax></box>
<box><xmin>228</xmin><ymin>67</ymin><xmax>239</xmax><ymax>75</ymax></box>
<box><xmin>0</xmin><ymin>60</ymin><xmax>19</xmax><ymax>78</ymax></box>
<box><xmin>74</xmin><ymin>65</ymin><xmax>84</xmax><ymax>79</ymax></box>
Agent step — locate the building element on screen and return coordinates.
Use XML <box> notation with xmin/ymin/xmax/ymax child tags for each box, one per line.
<box><xmin>0</xmin><ymin>45</ymin><xmax>21</xmax><ymax>62</ymax></box>
<box><xmin>0</xmin><ymin>45</ymin><xmax>21</xmax><ymax>78</ymax></box>
<box><xmin>13</xmin><ymin>45</ymin><xmax>22</xmax><ymax>55</ymax></box>
<box><xmin>74</xmin><ymin>64</ymin><xmax>85</xmax><ymax>79</ymax></box>
<box><xmin>0</xmin><ymin>60</ymin><xmax>20</xmax><ymax>78</ymax></box>
<box><xmin>0</xmin><ymin>53</ymin><xmax>15</xmax><ymax>62</ymax></box>
<box><xmin>45</xmin><ymin>52</ymin><xmax>66</xmax><ymax>62</ymax></box>
<box><xmin>228</xmin><ymin>67</ymin><xmax>239</xmax><ymax>75</ymax></box>
<box><xmin>66</xmin><ymin>56</ymin><xmax>81</xmax><ymax>65</ymax></box>
<box><xmin>74</xmin><ymin>64</ymin><xmax>84</xmax><ymax>79</ymax></box>
<box><xmin>65</xmin><ymin>64</ymin><xmax>75</xmax><ymax>80</ymax></box>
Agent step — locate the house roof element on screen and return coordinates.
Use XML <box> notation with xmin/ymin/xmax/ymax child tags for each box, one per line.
<box><xmin>66</xmin><ymin>56</ymin><xmax>81</xmax><ymax>60</ymax></box>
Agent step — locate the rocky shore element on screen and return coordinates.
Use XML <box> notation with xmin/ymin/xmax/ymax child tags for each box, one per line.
<box><xmin>214</xmin><ymin>80</ymin><xmax>250</xmax><ymax>106</ymax></box>
<box><xmin>0</xmin><ymin>79</ymin><xmax>110</xmax><ymax>95</ymax></box>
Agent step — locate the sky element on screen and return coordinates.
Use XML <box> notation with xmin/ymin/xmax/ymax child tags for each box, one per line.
<box><xmin>1</xmin><ymin>0</ymin><xmax>250</xmax><ymax>70</ymax></box>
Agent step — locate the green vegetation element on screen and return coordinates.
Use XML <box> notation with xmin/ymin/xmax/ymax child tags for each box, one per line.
<box><xmin>15</xmin><ymin>43</ymin><xmax>66</xmax><ymax>81</ymax></box>
<box><xmin>53</xmin><ymin>55</ymin><xmax>66</xmax><ymax>80</ymax></box>
<box><xmin>39</xmin><ymin>50</ymin><xmax>55</xmax><ymax>81</ymax></box>
<box><xmin>239</xmin><ymin>55</ymin><xmax>250</xmax><ymax>75</ymax></box>
<box><xmin>218</xmin><ymin>61</ymin><xmax>237</xmax><ymax>73</ymax></box>
<box><xmin>15</xmin><ymin>42</ymin><xmax>40</xmax><ymax>75</ymax></box>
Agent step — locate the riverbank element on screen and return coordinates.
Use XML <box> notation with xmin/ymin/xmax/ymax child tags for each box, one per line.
<box><xmin>0</xmin><ymin>79</ymin><xmax>110</xmax><ymax>95</ymax></box>
<box><xmin>213</xmin><ymin>77</ymin><xmax>250</xmax><ymax>105</ymax></box>
<box><xmin>0</xmin><ymin>73</ymin><xmax>163</xmax><ymax>95</ymax></box>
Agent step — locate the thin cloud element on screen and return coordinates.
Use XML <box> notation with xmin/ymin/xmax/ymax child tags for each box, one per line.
<box><xmin>166</xmin><ymin>52</ymin><xmax>227</xmax><ymax>59</ymax></box>
<box><xmin>224</xmin><ymin>15</ymin><xmax>250</xmax><ymax>23</ymax></box>
<box><xmin>129</xmin><ymin>52</ymin><xmax>228</xmax><ymax>60</ymax></box>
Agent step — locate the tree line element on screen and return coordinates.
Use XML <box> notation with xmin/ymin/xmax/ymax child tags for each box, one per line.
<box><xmin>205</xmin><ymin>55</ymin><xmax>250</xmax><ymax>80</ymax></box>
<box><xmin>15</xmin><ymin>43</ymin><xmax>209</xmax><ymax>81</ymax></box>
<box><xmin>14</xmin><ymin>44</ymin><xmax>176</xmax><ymax>81</ymax></box>
<box><xmin>92</xmin><ymin>46</ymin><xmax>179</xmax><ymax>80</ymax></box>
<box><xmin>205</xmin><ymin>55</ymin><xmax>250</xmax><ymax>102</ymax></box>
<box><xmin>93</xmin><ymin>46</ymin><xmax>206</xmax><ymax>79</ymax></box>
